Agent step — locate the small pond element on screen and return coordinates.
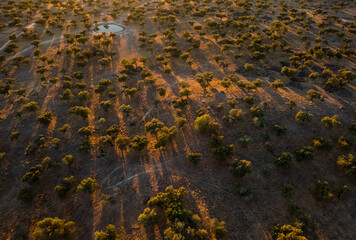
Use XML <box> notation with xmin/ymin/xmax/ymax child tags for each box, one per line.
<box><xmin>96</xmin><ymin>24</ymin><xmax>124</xmax><ymax>33</ymax></box>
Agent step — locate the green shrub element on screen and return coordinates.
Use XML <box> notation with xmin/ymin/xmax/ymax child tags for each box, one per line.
<box><xmin>186</xmin><ymin>152</ymin><xmax>202</xmax><ymax>164</ymax></box>
<box><xmin>23</xmin><ymin>102</ymin><xmax>40</xmax><ymax>112</ymax></box>
<box><xmin>321</xmin><ymin>115</ymin><xmax>340</xmax><ymax>128</ymax></box>
<box><xmin>210</xmin><ymin>218</ymin><xmax>228</xmax><ymax>239</ymax></box>
<box><xmin>237</xmin><ymin>135</ymin><xmax>252</xmax><ymax>147</ymax></box>
<box><xmin>312</xmin><ymin>137</ymin><xmax>332</xmax><ymax>150</ymax></box>
<box><xmin>95</xmin><ymin>224</ymin><xmax>119</xmax><ymax>240</ymax></box>
<box><xmin>62</xmin><ymin>155</ymin><xmax>75</xmax><ymax>166</ymax></box>
<box><xmin>37</xmin><ymin>112</ymin><xmax>53</xmax><ymax>125</ymax></box>
<box><xmin>195</xmin><ymin>114</ymin><xmax>211</xmax><ymax>132</ymax></box>
<box><xmin>17</xmin><ymin>187</ymin><xmax>36</xmax><ymax>203</ymax></box>
<box><xmin>100</xmin><ymin>100</ymin><xmax>112</xmax><ymax>111</ymax></box>
<box><xmin>78</xmin><ymin>91</ymin><xmax>90</xmax><ymax>101</ymax></box>
<box><xmin>295</xmin><ymin>111</ymin><xmax>312</xmax><ymax>124</ymax></box>
<box><xmin>309</xmin><ymin>180</ymin><xmax>333</xmax><ymax>201</ymax></box>
<box><xmin>33</xmin><ymin>217</ymin><xmax>76</xmax><ymax>240</ymax></box>
<box><xmin>337</xmin><ymin>154</ymin><xmax>355</xmax><ymax>178</ymax></box>
<box><xmin>338</xmin><ymin>136</ymin><xmax>354</xmax><ymax>149</ymax></box>
<box><xmin>294</xmin><ymin>147</ymin><xmax>314</xmax><ymax>161</ymax></box>
<box><xmin>137</xmin><ymin>208</ymin><xmax>157</xmax><ymax>227</ymax></box>
<box><xmin>281</xmin><ymin>66</ymin><xmax>298</xmax><ymax>78</ymax></box>
<box><xmin>77</xmin><ymin>177</ymin><xmax>98</xmax><ymax>194</ymax></box>
<box><xmin>272</xmin><ymin>224</ymin><xmax>307</xmax><ymax>240</ymax></box>
<box><xmin>270</xmin><ymin>80</ymin><xmax>285</xmax><ymax>89</ymax></box>
<box><xmin>282</xmin><ymin>184</ymin><xmax>295</xmax><ymax>197</ymax></box>
<box><xmin>55</xmin><ymin>176</ymin><xmax>75</xmax><ymax>197</ymax></box>
<box><xmin>130</xmin><ymin>135</ymin><xmax>149</xmax><ymax>151</ymax></box>
<box><xmin>10</xmin><ymin>131</ymin><xmax>20</xmax><ymax>141</ymax></box>
<box><xmin>145</xmin><ymin>118</ymin><xmax>165</xmax><ymax>134</ymax></box>
<box><xmin>69</xmin><ymin>106</ymin><xmax>91</xmax><ymax>118</ymax></box>
<box><xmin>229</xmin><ymin>159</ymin><xmax>252</xmax><ymax>177</ymax></box>
<box><xmin>275</xmin><ymin>152</ymin><xmax>293</xmax><ymax>169</ymax></box>
<box><xmin>22</xmin><ymin>164</ymin><xmax>44</xmax><ymax>184</ymax></box>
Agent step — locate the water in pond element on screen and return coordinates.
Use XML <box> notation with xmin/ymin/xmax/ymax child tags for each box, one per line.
<box><xmin>97</xmin><ymin>24</ymin><xmax>124</xmax><ymax>33</ymax></box>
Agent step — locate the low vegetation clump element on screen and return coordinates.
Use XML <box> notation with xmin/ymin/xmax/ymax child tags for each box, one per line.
<box><xmin>309</xmin><ymin>180</ymin><xmax>333</xmax><ymax>201</ymax></box>
<box><xmin>275</xmin><ymin>152</ymin><xmax>294</xmax><ymax>169</ymax></box>
<box><xmin>138</xmin><ymin>186</ymin><xmax>227</xmax><ymax>239</ymax></box>
<box><xmin>33</xmin><ymin>217</ymin><xmax>76</xmax><ymax>240</ymax></box>
<box><xmin>77</xmin><ymin>178</ymin><xmax>98</xmax><ymax>194</ymax></box>
<box><xmin>336</xmin><ymin>154</ymin><xmax>355</xmax><ymax>178</ymax></box>
<box><xmin>186</xmin><ymin>152</ymin><xmax>202</xmax><ymax>164</ymax></box>
<box><xmin>229</xmin><ymin>159</ymin><xmax>252</xmax><ymax>177</ymax></box>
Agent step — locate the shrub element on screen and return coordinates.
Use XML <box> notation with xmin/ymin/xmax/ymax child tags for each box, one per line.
<box><xmin>33</xmin><ymin>217</ymin><xmax>76</xmax><ymax>240</ymax></box>
<box><xmin>210</xmin><ymin>135</ymin><xmax>235</xmax><ymax>162</ymax></box>
<box><xmin>155</xmin><ymin>126</ymin><xmax>178</xmax><ymax>148</ymax></box>
<box><xmin>195</xmin><ymin>114</ymin><xmax>211</xmax><ymax>132</ymax></box>
<box><xmin>321</xmin><ymin>115</ymin><xmax>340</xmax><ymax>128</ymax></box>
<box><xmin>130</xmin><ymin>135</ymin><xmax>149</xmax><ymax>151</ymax></box>
<box><xmin>95</xmin><ymin>224</ymin><xmax>119</xmax><ymax>240</ymax></box>
<box><xmin>210</xmin><ymin>218</ymin><xmax>228</xmax><ymax>239</ymax></box>
<box><xmin>272</xmin><ymin>224</ymin><xmax>307</xmax><ymax>240</ymax></box>
<box><xmin>338</xmin><ymin>136</ymin><xmax>354</xmax><ymax>149</ymax></box>
<box><xmin>326</xmin><ymin>77</ymin><xmax>346</xmax><ymax>90</ymax></box>
<box><xmin>307</xmin><ymin>89</ymin><xmax>322</xmax><ymax>100</ymax></box>
<box><xmin>270</xmin><ymin>80</ymin><xmax>285</xmax><ymax>89</ymax></box>
<box><xmin>281</xmin><ymin>66</ymin><xmax>298</xmax><ymax>78</ymax></box>
<box><xmin>17</xmin><ymin>187</ymin><xmax>36</xmax><ymax>203</ymax></box>
<box><xmin>77</xmin><ymin>177</ymin><xmax>98</xmax><ymax>194</ymax></box>
<box><xmin>24</xmin><ymin>101</ymin><xmax>39</xmax><ymax>112</ymax></box>
<box><xmin>175</xmin><ymin>117</ymin><xmax>187</xmax><ymax>128</ymax></box>
<box><xmin>312</xmin><ymin>137</ymin><xmax>332</xmax><ymax>150</ymax></box>
<box><xmin>229</xmin><ymin>159</ymin><xmax>252</xmax><ymax>177</ymax></box>
<box><xmin>275</xmin><ymin>152</ymin><xmax>293</xmax><ymax>169</ymax></box>
<box><xmin>282</xmin><ymin>184</ymin><xmax>295</xmax><ymax>197</ymax></box>
<box><xmin>119</xmin><ymin>104</ymin><xmax>132</xmax><ymax>116</ymax></box>
<box><xmin>36</xmin><ymin>112</ymin><xmax>53</xmax><ymax>125</ymax></box>
<box><xmin>100</xmin><ymin>100</ymin><xmax>112</xmax><ymax>111</ymax></box>
<box><xmin>138</xmin><ymin>208</ymin><xmax>157</xmax><ymax>227</ymax></box>
<box><xmin>337</xmin><ymin>154</ymin><xmax>355</xmax><ymax>178</ymax></box>
<box><xmin>78</xmin><ymin>126</ymin><xmax>93</xmax><ymax>137</ymax></box>
<box><xmin>118</xmin><ymin>74</ymin><xmax>128</xmax><ymax>83</ymax></box>
<box><xmin>22</xmin><ymin>164</ymin><xmax>44</xmax><ymax>184</ymax></box>
<box><xmin>186</xmin><ymin>152</ymin><xmax>202</xmax><ymax>164</ymax></box>
<box><xmin>62</xmin><ymin>155</ymin><xmax>75</xmax><ymax>166</ymax></box>
<box><xmin>294</xmin><ymin>147</ymin><xmax>314</xmax><ymax>161</ymax></box>
<box><xmin>69</xmin><ymin>106</ymin><xmax>91</xmax><ymax>118</ymax></box>
<box><xmin>237</xmin><ymin>135</ymin><xmax>252</xmax><ymax>147</ymax></box>
<box><xmin>157</xmin><ymin>87</ymin><xmax>166</xmax><ymax>97</ymax></box>
<box><xmin>78</xmin><ymin>91</ymin><xmax>90</xmax><ymax>101</ymax></box>
<box><xmin>10</xmin><ymin>131</ymin><xmax>20</xmax><ymax>141</ymax></box>
<box><xmin>116</xmin><ymin>136</ymin><xmax>130</xmax><ymax>151</ymax></box>
<box><xmin>273</xmin><ymin>125</ymin><xmax>287</xmax><ymax>136</ymax></box>
<box><xmin>145</xmin><ymin>118</ymin><xmax>165</xmax><ymax>134</ymax></box>
<box><xmin>295</xmin><ymin>111</ymin><xmax>312</xmax><ymax>124</ymax></box>
<box><xmin>55</xmin><ymin>176</ymin><xmax>75</xmax><ymax>197</ymax></box>
<box><xmin>309</xmin><ymin>180</ymin><xmax>333</xmax><ymax>201</ymax></box>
